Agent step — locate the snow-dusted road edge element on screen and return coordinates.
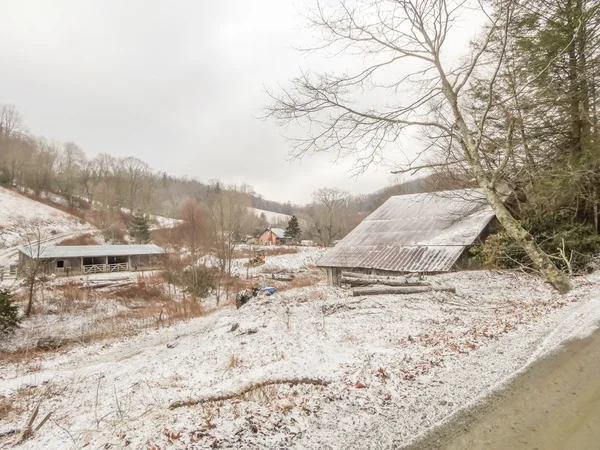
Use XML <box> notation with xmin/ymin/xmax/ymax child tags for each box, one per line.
<box><xmin>401</xmin><ymin>293</ymin><xmax>600</xmax><ymax>449</ymax></box>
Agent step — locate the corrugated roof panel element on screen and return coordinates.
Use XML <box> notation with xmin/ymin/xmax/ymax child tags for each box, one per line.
<box><xmin>318</xmin><ymin>245</ymin><xmax>464</xmax><ymax>272</ymax></box>
<box><xmin>270</xmin><ymin>228</ymin><xmax>287</xmax><ymax>239</ymax></box>
<box><xmin>317</xmin><ymin>188</ymin><xmax>494</xmax><ymax>273</ymax></box>
<box><xmin>18</xmin><ymin>244</ymin><xmax>165</xmax><ymax>259</ymax></box>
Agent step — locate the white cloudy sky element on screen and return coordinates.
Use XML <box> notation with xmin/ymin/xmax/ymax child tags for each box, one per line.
<box><xmin>0</xmin><ymin>0</ymin><xmax>478</xmax><ymax>203</ymax></box>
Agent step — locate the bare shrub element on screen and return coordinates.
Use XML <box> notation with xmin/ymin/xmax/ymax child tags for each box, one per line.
<box><xmin>114</xmin><ymin>274</ymin><xmax>166</xmax><ymax>301</ymax></box>
<box><xmin>277</xmin><ymin>273</ymin><xmax>320</xmax><ymax>292</ymax></box>
<box><xmin>181</xmin><ymin>266</ymin><xmax>216</xmax><ymax>299</ymax></box>
<box><xmin>56</xmin><ymin>233</ymin><xmax>99</xmax><ymax>246</ymax></box>
<box><xmin>60</xmin><ymin>281</ymin><xmax>83</xmax><ymax>302</ymax></box>
<box><xmin>0</xmin><ymin>395</ymin><xmax>19</xmax><ymax>418</ymax></box>
<box><xmin>162</xmin><ymin>299</ymin><xmax>206</xmax><ymax>323</ymax></box>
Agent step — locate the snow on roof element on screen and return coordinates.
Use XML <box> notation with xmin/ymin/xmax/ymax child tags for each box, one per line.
<box><xmin>270</xmin><ymin>228</ymin><xmax>287</xmax><ymax>239</ymax></box>
<box><xmin>18</xmin><ymin>244</ymin><xmax>165</xmax><ymax>259</ymax></box>
<box><xmin>317</xmin><ymin>188</ymin><xmax>495</xmax><ymax>273</ymax></box>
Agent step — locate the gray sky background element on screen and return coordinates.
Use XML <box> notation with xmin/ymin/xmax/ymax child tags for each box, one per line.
<box><xmin>0</xmin><ymin>0</ymin><xmax>477</xmax><ymax>204</ymax></box>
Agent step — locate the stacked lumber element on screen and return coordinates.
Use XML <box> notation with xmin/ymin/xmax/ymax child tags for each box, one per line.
<box><xmin>352</xmin><ymin>285</ymin><xmax>456</xmax><ymax>296</ymax></box>
<box><xmin>341</xmin><ymin>271</ymin><xmax>455</xmax><ymax>296</ymax></box>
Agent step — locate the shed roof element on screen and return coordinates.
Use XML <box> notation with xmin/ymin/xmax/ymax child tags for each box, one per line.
<box><xmin>270</xmin><ymin>228</ymin><xmax>286</xmax><ymax>239</ymax></box>
<box><xmin>18</xmin><ymin>244</ymin><xmax>165</xmax><ymax>259</ymax></box>
<box><xmin>317</xmin><ymin>188</ymin><xmax>495</xmax><ymax>273</ymax></box>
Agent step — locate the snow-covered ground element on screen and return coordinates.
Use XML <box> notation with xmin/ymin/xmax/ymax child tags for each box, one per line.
<box><xmin>249</xmin><ymin>207</ymin><xmax>292</xmax><ymax>225</ymax></box>
<box><xmin>119</xmin><ymin>206</ymin><xmax>182</xmax><ymax>230</ymax></box>
<box><xmin>1</xmin><ymin>260</ymin><xmax>599</xmax><ymax>449</ymax></box>
<box><xmin>200</xmin><ymin>246</ymin><xmax>327</xmax><ymax>276</ymax></box>
<box><xmin>0</xmin><ymin>187</ymin><xmax>93</xmax><ymax>250</ymax></box>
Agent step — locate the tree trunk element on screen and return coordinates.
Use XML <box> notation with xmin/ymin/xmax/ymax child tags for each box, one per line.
<box><xmin>437</xmin><ymin>65</ymin><xmax>572</xmax><ymax>294</ymax></box>
<box><xmin>25</xmin><ymin>277</ymin><xmax>35</xmax><ymax>316</ymax></box>
<box><xmin>352</xmin><ymin>285</ymin><xmax>455</xmax><ymax>296</ymax></box>
<box><xmin>481</xmin><ymin>184</ymin><xmax>572</xmax><ymax>293</ymax></box>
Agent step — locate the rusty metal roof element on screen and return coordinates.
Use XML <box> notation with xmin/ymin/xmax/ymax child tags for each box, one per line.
<box><xmin>317</xmin><ymin>188</ymin><xmax>495</xmax><ymax>272</ymax></box>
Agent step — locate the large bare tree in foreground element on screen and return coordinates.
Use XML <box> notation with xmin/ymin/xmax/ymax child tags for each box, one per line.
<box><xmin>267</xmin><ymin>0</ymin><xmax>572</xmax><ymax>292</ymax></box>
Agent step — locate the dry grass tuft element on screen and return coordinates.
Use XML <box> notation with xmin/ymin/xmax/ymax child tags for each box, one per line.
<box><xmin>226</xmin><ymin>354</ymin><xmax>243</xmax><ymax>370</ymax></box>
<box><xmin>0</xmin><ymin>395</ymin><xmax>18</xmax><ymax>418</ymax></box>
<box><xmin>243</xmin><ymin>385</ymin><xmax>280</xmax><ymax>404</ymax></box>
<box><xmin>115</xmin><ymin>274</ymin><xmax>167</xmax><ymax>301</ymax></box>
<box><xmin>276</xmin><ymin>273</ymin><xmax>321</xmax><ymax>292</ymax></box>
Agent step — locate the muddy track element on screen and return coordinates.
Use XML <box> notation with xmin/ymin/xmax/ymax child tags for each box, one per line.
<box><xmin>406</xmin><ymin>328</ymin><xmax>600</xmax><ymax>450</ymax></box>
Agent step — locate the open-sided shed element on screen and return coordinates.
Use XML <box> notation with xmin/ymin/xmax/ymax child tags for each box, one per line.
<box><xmin>18</xmin><ymin>244</ymin><xmax>165</xmax><ymax>275</ymax></box>
<box><xmin>317</xmin><ymin>188</ymin><xmax>496</xmax><ymax>285</ymax></box>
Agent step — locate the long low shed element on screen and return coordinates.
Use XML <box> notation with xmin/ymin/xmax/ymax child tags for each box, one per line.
<box><xmin>17</xmin><ymin>244</ymin><xmax>166</xmax><ymax>275</ymax></box>
<box><xmin>317</xmin><ymin>188</ymin><xmax>496</xmax><ymax>285</ymax></box>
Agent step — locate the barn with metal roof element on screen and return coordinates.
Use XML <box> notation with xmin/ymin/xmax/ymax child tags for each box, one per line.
<box><xmin>18</xmin><ymin>244</ymin><xmax>165</xmax><ymax>275</ymax></box>
<box><xmin>317</xmin><ymin>188</ymin><xmax>495</xmax><ymax>285</ymax></box>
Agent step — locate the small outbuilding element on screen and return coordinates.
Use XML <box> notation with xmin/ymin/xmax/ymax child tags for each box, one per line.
<box><xmin>317</xmin><ymin>188</ymin><xmax>496</xmax><ymax>285</ymax></box>
<box><xmin>17</xmin><ymin>244</ymin><xmax>166</xmax><ymax>275</ymax></box>
<box><xmin>258</xmin><ymin>228</ymin><xmax>287</xmax><ymax>245</ymax></box>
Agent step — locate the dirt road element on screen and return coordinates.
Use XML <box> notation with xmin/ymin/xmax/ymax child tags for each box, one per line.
<box><xmin>408</xmin><ymin>328</ymin><xmax>600</xmax><ymax>450</ymax></box>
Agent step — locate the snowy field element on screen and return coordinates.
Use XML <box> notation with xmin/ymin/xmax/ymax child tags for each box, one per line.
<box><xmin>1</xmin><ymin>245</ymin><xmax>599</xmax><ymax>450</ymax></box>
<box><xmin>0</xmin><ymin>187</ymin><xmax>92</xmax><ymax>250</ymax></box>
<box><xmin>249</xmin><ymin>207</ymin><xmax>292</xmax><ymax>225</ymax></box>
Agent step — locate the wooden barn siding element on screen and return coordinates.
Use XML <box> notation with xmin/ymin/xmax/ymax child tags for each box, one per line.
<box><xmin>323</xmin><ymin>246</ymin><xmax>486</xmax><ymax>286</ymax></box>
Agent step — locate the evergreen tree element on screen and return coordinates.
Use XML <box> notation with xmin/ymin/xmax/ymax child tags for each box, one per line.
<box><xmin>284</xmin><ymin>215</ymin><xmax>301</xmax><ymax>241</ymax></box>
<box><xmin>0</xmin><ymin>290</ymin><xmax>20</xmax><ymax>335</ymax></box>
<box><xmin>129</xmin><ymin>210</ymin><xmax>151</xmax><ymax>244</ymax></box>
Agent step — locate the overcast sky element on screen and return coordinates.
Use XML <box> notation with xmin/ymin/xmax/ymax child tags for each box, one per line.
<box><xmin>0</xmin><ymin>1</ymin><xmax>475</xmax><ymax>204</ymax></box>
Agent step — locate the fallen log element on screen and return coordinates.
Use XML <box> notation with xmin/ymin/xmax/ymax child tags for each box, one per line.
<box><xmin>270</xmin><ymin>273</ymin><xmax>294</xmax><ymax>282</ymax></box>
<box><xmin>169</xmin><ymin>377</ymin><xmax>329</xmax><ymax>409</ymax></box>
<box><xmin>341</xmin><ymin>276</ymin><xmax>429</xmax><ymax>288</ymax></box>
<box><xmin>352</xmin><ymin>285</ymin><xmax>455</xmax><ymax>296</ymax></box>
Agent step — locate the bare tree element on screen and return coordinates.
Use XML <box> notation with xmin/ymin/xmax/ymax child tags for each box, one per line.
<box><xmin>56</xmin><ymin>142</ymin><xmax>86</xmax><ymax>206</ymax></box>
<box><xmin>0</xmin><ymin>105</ymin><xmax>25</xmax><ymax>138</ymax></box>
<box><xmin>308</xmin><ymin>187</ymin><xmax>349</xmax><ymax>247</ymax></box>
<box><xmin>267</xmin><ymin>0</ymin><xmax>571</xmax><ymax>292</ymax></box>
<box><xmin>20</xmin><ymin>222</ymin><xmax>51</xmax><ymax>316</ymax></box>
<box><xmin>0</xmin><ymin>104</ymin><xmax>27</xmax><ymax>184</ymax></box>
<box><xmin>122</xmin><ymin>156</ymin><xmax>152</xmax><ymax>211</ymax></box>
<box><xmin>206</xmin><ymin>182</ymin><xmax>252</xmax><ymax>277</ymax></box>
<box><xmin>179</xmin><ymin>198</ymin><xmax>208</xmax><ymax>262</ymax></box>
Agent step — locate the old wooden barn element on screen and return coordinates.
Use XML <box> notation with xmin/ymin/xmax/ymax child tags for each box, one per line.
<box><xmin>317</xmin><ymin>188</ymin><xmax>496</xmax><ymax>285</ymax></box>
<box><xmin>17</xmin><ymin>244</ymin><xmax>166</xmax><ymax>275</ymax></box>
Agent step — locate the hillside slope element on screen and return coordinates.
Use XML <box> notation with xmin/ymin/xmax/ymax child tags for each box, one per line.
<box><xmin>249</xmin><ymin>207</ymin><xmax>292</xmax><ymax>225</ymax></box>
<box><xmin>0</xmin><ymin>187</ymin><xmax>93</xmax><ymax>249</ymax></box>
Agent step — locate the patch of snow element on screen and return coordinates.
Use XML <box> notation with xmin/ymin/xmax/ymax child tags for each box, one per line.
<box><xmin>249</xmin><ymin>207</ymin><xmax>292</xmax><ymax>225</ymax></box>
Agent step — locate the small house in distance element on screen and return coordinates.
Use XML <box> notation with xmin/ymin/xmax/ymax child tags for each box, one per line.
<box><xmin>17</xmin><ymin>244</ymin><xmax>165</xmax><ymax>275</ymax></box>
<box><xmin>258</xmin><ymin>228</ymin><xmax>287</xmax><ymax>245</ymax></box>
<box><xmin>317</xmin><ymin>188</ymin><xmax>496</xmax><ymax>285</ymax></box>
